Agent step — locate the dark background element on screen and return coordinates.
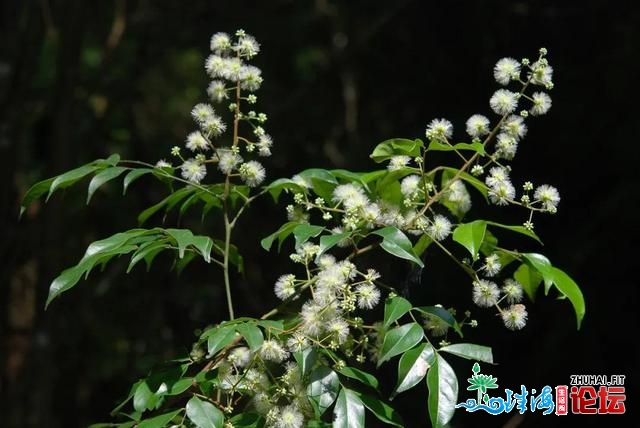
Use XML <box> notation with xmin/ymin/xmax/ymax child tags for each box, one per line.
<box><xmin>1</xmin><ymin>1</ymin><xmax>638</xmax><ymax>427</ymax></box>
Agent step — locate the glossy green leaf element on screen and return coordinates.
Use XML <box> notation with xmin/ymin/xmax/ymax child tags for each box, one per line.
<box><xmin>413</xmin><ymin>306</ymin><xmax>463</xmax><ymax>337</ymax></box>
<box><xmin>264</xmin><ymin>178</ymin><xmax>306</xmax><ymax>202</ymax></box>
<box><xmin>87</xmin><ymin>166</ymin><xmax>127</xmax><ymax>204</ymax></box>
<box><xmin>206</xmin><ymin>326</ymin><xmax>237</xmax><ymax>357</ymax></box>
<box><xmin>127</xmin><ymin>239</ymin><xmax>170</xmax><ymax>273</ymax></box>
<box><xmin>186</xmin><ymin>396</ymin><xmax>224</xmax><ymax>428</ymax></box>
<box><xmin>427</xmin><ymin>140</ymin><xmax>485</xmax><ymax>155</ymax></box>
<box><xmin>298</xmin><ymin>168</ymin><xmax>339</xmax><ymax>202</ymax></box>
<box><xmin>317</xmin><ymin>232</ymin><xmax>351</xmax><ymax>258</ymax></box>
<box><xmin>137</xmin><ymin>409</ymin><xmax>182</xmax><ymax>428</ymax></box>
<box><xmin>550</xmin><ymin>267</ymin><xmax>585</xmax><ymax>329</ymax></box>
<box><xmin>426</xmin><ymin>354</ymin><xmax>458</xmax><ymax>428</ymax></box>
<box><xmin>352</xmin><ymin>391</ymin><xmax>403</xmax><ymax>427</ymax></box>
<box><xmin>122</xmin><ymin>168</ymin><xmax>153</xmax><ymax>195</ymax></box>
<box><xmin>166</xmin><ymin>378</ymin><xmax>193</xmax><ymax>396</ymax></box>
<box><xmin>513</xmin><ymin>263</ymin><xmax>542</xmax><ymax>301</ymax></box>
<box><xmin>372</xmin><ymin>226</ymin><xmax>424</xmax><ymax>267</ymax></box>
<box><xmin>377</xmin><ymin>322</ymin><xmax>424</xmax><ymax>367</ymax></box>
<box><xmin>522</xmin><ymin>253</ymin><xmax>554</xmax><ymax>290</ymax></box>
<box><xmin>391</xmin><ymin>342</ymin><xmax>435</xmax><ymax>398</ymax></box>
<box><xmin>307</xmin><ymin>366</ymin><xmax>340</xmax><ymax>416</ymax></box>
<box><xmin>19</xmin><ymin>177</ymin><xmax>55</xmax><ymax>218</ymax></box>
<box><xmin>133</xmin><ymin>381</ymin><xmax>162</xmax><ymax>412</ymax></box>
<box><xmin>48</xmin><ymin>164</ymin><xmax>103</xmax><ymax>200</ymax></box>
<box><xmin>439</xmin><ymin>343</ymin><xmax>493</xmax><ymax>363</ymax></box>
<box><xmin>333</xmin><ymin>388</ymin><xmax>365</xmax><ymax>428</ymax></box>
<box><xmin>370</xmin><ymin>138</ymin><xmax>424</xmax><ymax>163</ymax></box>
<box><xmin>137</xmin><ymin>187</ymin><xmax>196</xmax><ymax>225</ymax></box>
<box><xmin>336</xmin><ymin>366</ymin><xmax>379</xmax><ymax>390</ymax></box>
<box><xmin>293</xmin><ymin>347</ymin><xmax>318</xmax><ymax>377</ymax></box>
<box><xmin>47</xmin><ymin>243</ymin><xmax>139</xmax><ymax>307</ymax></box>
<box><xmin>486</xmin><ymin>221</ymin><xmax>542</xmax><ymax>244</ymax></box>
<box><xmin>235</xmin><ymin>322</ymin><xmax>264</xmax><ymax>351</ymax></box>
<box><xmin>260</xmin><ymin>221</ymin><xmax>300</xmax><ymax>251</ymax></box>
<box><xmin>383</xmin><ymin>296</ymin><xmax>412</xmax><ymax>328</ymax></box>
<box><xmin>293</xmin><ymin>224</ymin><xmax>324</xmax><ymax>248</ymax></box>
<box><xmin>452</xmin><ymin>220</ymin><xmax>487</xmax><ymax>260</ymax></box>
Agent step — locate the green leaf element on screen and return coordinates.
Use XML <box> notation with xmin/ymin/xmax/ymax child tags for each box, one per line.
<box><xmin>127</xmin><ymin>239</ymin><xmax>170</xmax><ymax>273</ymax></box>
<box><xmin>206</xmin><ymin>326</ymin><xmax>237</xmax><ymax>357</ymax></box>
<box><xmin>391</xmin><ymin>342</ymin><xmax>435</xmax><ymax>398</ymax></box>
<box><xmin>452</xmin><ymin>220</ymin><xmax>487</xmax><ymax>260</ymax></box>
<box><xmin>370</xmin><ymin>138</ymin><xmax>424</xmax><ymax>163</ymax></box>
<box><xmin>235</xmin><ymin>322</ymin><xmax>264</xmax><ymax>351</ymax></box>
<box><xmin>47</xmin><ymin>241</ymin><xmax>141</xmax><ymax>307</ymax></box>
<box><xmin>123</xmin><ymin>168</ymin><xmax>153</xmax><ymax>195</ymax></box>
<box><xmin>426</xmin><ymin>354</ymin><xmax>458</xmax><ymax>428</ymax></box>
<box><xmin>352</xmin><ymin>392</ymin><xmax>403</xmax><ymax>427</ymax></box>
<box><xmin>48</xmin><ymin>163</ymin><xmax>103</xmax><ymax>200</ymax></box>
<box><xmin>486</xmin><ymin>221</ymin><xmax>542</xmax><ymax>244</ymax></box>
<box><xmin>293</xmin><ymin>347</ymin><xmax>318</xmax><ymax>377</ymax></box>
<box><xmin>550</xmin><ymin>267</ymin><xmax>585</xmax><ymax>329</ymax></box>
<box><xmin>427</xmin><ymin>140</ymin><xmax>485</xmax><ymax>155</ymax></box>
<box><xmin>186</xmin><ymin>396</ymin><xmax>224</xmax><ymax>428</ymax></box>
<box><xmin>522</xmin><ymin>253</ymin><xmax>554</xmax><ymax>290</ymax></box>
<box><xmin>333</xmin><ymin>388</ymin><xmax>365</xmax><ymax>428</ymax></box>
<box><xmin>137</xmin><ymin>187</ymin><xmax>196</xmax><ymax>225</ymax></box>
<box><xmin>317</xmin><ymin>232</ymin><xmax>351</xmax><ymax>258</ymax></box>
<box><xmin>439</xmin><ymin>343</ymin><xmax>493</xmax><ymax>363</ymax></box>
<box><xmin>165</xmin><ymin>228</ymin><xmax>195</xmax><ymax>259</ymax></box>
<box><xmin>228</xmin><ymin>413</ymin><xmax>264</xmax><ymax>428</ymax></box>
<box><xmin>137</xmin><ymin>409</ymin><xmax>182</xmax><ymax>428</ymax></box>
<box><xmin>307</xmin><ymin>366</ymin><xmax>340</xmax><ymax>416</ymax></box>
<box><xmin>412</xmin><ymin>234</ymin><xmax>433</xmax><ymax>258</ymax></box>
<box><xmin>413</xmin><ymin>306</ymin><xmax>463</xmax><ymax>338</ymax></box>
<box><xmin>260</xmin><ymin>221</ymin><xmax>300</xmax><ymax>251</ymax></box>
<box><xmin>513</xmin><ymin>263</ymin><xmax>542</xmax><ymax>301</ymax></box>
<box><xmin>441</xmin><ymin>167</ymin><xmax>488</xmax><ymax>201</ymax></box>
<box><xmin>293</xmin><ymin>224</ymin><xmax>324</xmax><ymax>248</ymax></box>
<box><xmin>133</xmin><ymin>381</ymin><xmax>162</xmax><ymax>412</ymax></box>
<box><xmin>166</xmin><ymin>378</ymin><xmax>193</xmax><ymax>396</ymax></box>
<box><xmin>264</xmin><ymin>178</ymin><xmax>306</xmax><ymax>203</ymax></box>
<box><xmin>336</xmin><ymin>366</ymin><xmax>379</xmax><ymax>390</ymax></box>
<box><xmin>372</xmin><ymin>226</ymin><xmax>424</xmax><ymax>267</ymax></box>
<box><xmin>19</xmin><ymin>177</ymin><xmax>55</xmax><ymax>218</ymax></box>
<box><xmin>298</xmin><ymin>168</ymin><xmax>339</xmax><ymax>202</ymax></box>
<box><xmin>87</xmin><ymin>167</ymin><xmax>127</xmax><ymax>204</ymax></box>
<box><xmin>377</xmin><ymin>322</ymin><xmax>424</xmax><ymax>367</ymax></box>
<box><xmin>383</xmin><ymin>296</ymin><xmax>413</xmax><ymax>328</ymax></box>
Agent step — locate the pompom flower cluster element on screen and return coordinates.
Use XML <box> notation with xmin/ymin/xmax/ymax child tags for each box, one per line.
<box><xmin>160</xmin><ymin>30</ymin><xmax>272</xmax><ymax>188</ymax></box>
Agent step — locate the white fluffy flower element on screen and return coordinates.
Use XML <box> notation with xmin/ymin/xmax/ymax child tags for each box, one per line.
<box><xmin>501</xmin><ymin>304</ymin><xmax>528</xmax><ymax>330</ymax></box>
<box><xmin>401</xmin><ymin>175</ymin><xmax>421</xmax><ymax>198</ymax></box>
<box><xmin>210</xmin><ymin>32</ymin><xmax>231</xmax><ymax>53</ymax></box>
<box><xmin>274</xmin><ymin>274</ymin><xmax>297</xmax><ymax>300</ymax></box>
<box><xmin>217</xmin><ymin>149</ymin><xmax>242</xmax><ymax>174</ymax></box>
<box><xmin>494</xmin><ymin>57</ymin><xmax>521</xmax><ymax>85</ymax></box>
<box><xmin>465</xmin><ymin>114</ymin><xmax>490</xmax><ymax>138</ymax></box>
<box><xmin>530</xmin><ymin>91</ymin><xmax>552</xmax><ymax>116</ymax></box>
<box><xmin>472</xmin><ymin>279</ymin><xmax>500</xmax><ymax>307</ymax></box>
<box><xmin>207</xmin><ymin>80</ymin><xmax>228</xmax><ymax>103</ymax></box>
<box><xmin>185</xmin><ymin>131</ymin><xmax>209</xmax><ymax>152</ymax></box>
<box><xmin>239</xmin><ymin>161</ymin><xmax>266</xmax><ymax>187</ymax></box>
<box><xmin>426</xmin><ymin>118</ymin><xmax>453</xmax><ymax>142</ymax></box>
<box><xmin>180</xmin><ymin>159</ymin><xmax>206</xmax><ymax>183</ymax></box>
<box><xmin>534</xmin><ymin>184</ymin><xmax>560</xmax><ymax>212</ymax></box>
<box><xmin>489</xmin><ymin>89</ymin><xmax>518</xmax><ymax>115</ymax></box>
<box><xmin>427</xmin><ymin>214</ymin><xmax>452</xmax><ymax>241</ymax></box>
<box><xmin>388</xmin><ymin>155</ymin><xmax>411</xmax><ymax>171</ymax></box>
<box><xmin>501</xmin><ymin>115</ymin><xmax>527</xmax><ymax>140</ymax></box>
<box><xmin>356</xmin><ymin>283</ymin><xmax>381</xmax><ymax>309</ymax></box>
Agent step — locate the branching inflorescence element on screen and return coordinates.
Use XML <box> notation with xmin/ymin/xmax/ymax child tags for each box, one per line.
<box><xmin>21</xmin><ymin>31</ymin><xmax>584</xmax><ymax>428</ymax></box>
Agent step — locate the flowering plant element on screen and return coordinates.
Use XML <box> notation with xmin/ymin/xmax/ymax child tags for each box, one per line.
<box><xmin>21</xmin><ymin>30</ymin><xmax>583</xmax><ymax>428</ymax></box>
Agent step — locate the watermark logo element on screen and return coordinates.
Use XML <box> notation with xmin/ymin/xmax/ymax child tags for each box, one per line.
<box><xmin>456</xmin><ymin>363</ymin><xmax>626</xmax><ymax>415</ymax></box>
